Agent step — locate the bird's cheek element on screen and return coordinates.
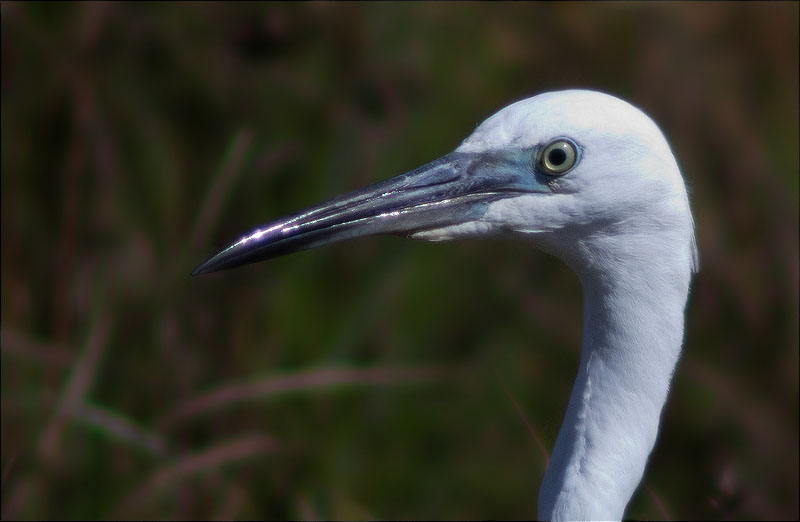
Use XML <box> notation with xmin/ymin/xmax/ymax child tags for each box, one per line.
<box><xmin>484</xmin><ymin>195</ymin><xmax>571</xmax><ymax>233</ymax></box>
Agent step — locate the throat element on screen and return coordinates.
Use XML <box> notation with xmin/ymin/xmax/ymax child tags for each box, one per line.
<box><xmin>537</xmin><ymin>264</ymin><xmax>690</xmax><ymax>521</ymax></box>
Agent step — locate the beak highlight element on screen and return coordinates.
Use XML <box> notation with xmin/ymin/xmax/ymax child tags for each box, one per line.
<box><xmin>192</xmin><ymin>149</ymin><xmax>548</xmax><ymax>275</ymax></box>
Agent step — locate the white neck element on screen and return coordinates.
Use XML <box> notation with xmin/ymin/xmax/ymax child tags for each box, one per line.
<box><xmin>537</xmin><ymin>238</ymin><xmax>692</xmax><ymax>521</ymax></box>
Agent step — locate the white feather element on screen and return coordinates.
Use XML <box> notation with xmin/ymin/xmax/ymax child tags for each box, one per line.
<box><xmin>442</xmin><ymin>90</ymin><xmax>695</xmax><ymax>520</ymax></box>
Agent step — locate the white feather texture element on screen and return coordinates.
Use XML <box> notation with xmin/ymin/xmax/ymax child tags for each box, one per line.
<box><xmin>430</xmin><ymin>90</ymin><xmax>696</xmax><ymax>520</ymax></box>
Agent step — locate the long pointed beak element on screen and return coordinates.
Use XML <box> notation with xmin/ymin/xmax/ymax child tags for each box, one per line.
<box><xmin>192</xmin><ymin>149</ymin><xmax>549</xmax><ymax>275</ymax></box>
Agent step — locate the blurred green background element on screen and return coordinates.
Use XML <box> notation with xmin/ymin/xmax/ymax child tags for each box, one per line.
<box><xmin>1</xmin><ymin>2</ymin><xmax>798</xmax><ymax>520</ymax></box>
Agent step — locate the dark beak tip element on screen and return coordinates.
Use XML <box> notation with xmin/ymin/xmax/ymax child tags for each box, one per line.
<box><xmin>191</xmin><ymin>242</ymin><xmax>265</xmax><ymax>276</ymax></box>
<box><xmin>190</xmin><ymin>264</ymin><xmax>208</xmax><ymax>277</ymax></box>
<box><xmin>191</xmin><ymin>257</ymin><xmax>222</xmax><ymax>276</ymax></box>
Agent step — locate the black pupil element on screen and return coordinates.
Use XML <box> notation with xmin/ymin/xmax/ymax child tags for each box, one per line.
<box><xmin>548</xmin><ymin>147</ymin><xmax>567</xmax><ymax>166</ymax></box>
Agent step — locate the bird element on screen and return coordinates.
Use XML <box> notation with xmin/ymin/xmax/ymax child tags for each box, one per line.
<box><xmin>192</xmin><ymin>89</ymin><xmax>698</xmax><ymax>521</ymax></box>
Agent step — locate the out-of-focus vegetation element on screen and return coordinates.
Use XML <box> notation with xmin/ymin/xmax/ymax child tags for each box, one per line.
<box><xmin>1</xmin><ymin>2</ymin><xmax>797</xmax><ymax>520</ymax></box>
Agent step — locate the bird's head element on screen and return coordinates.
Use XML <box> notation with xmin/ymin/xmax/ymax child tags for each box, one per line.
<box><xmin>193</xmin><ymin>90</ymin><xmax>697</xmax><ymax>279</ymax></box>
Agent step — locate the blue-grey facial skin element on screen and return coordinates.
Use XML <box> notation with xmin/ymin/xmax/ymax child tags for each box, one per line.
<box><xmin>192</xmin><ymin>147</ymin><xmax>553</xmax><ymax>276</ymax></box>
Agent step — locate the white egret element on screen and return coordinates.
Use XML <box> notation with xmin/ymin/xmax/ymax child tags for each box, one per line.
<box><xmin>193</xmin><ymin>90</ymin><xmax>698</xmax><ymax>521</ymax></box>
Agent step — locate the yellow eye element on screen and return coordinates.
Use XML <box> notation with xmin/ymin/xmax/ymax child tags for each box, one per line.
<box><xmin>541</xmin><ymin>139</ymin><xmax>577</xmax><ymax>175</ymax></box>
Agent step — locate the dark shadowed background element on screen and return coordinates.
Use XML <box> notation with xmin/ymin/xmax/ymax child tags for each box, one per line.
<box><xmin>1</xmin><ymin>2</ymin><xmax>798</xmax><ymax>520</ymax></box>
